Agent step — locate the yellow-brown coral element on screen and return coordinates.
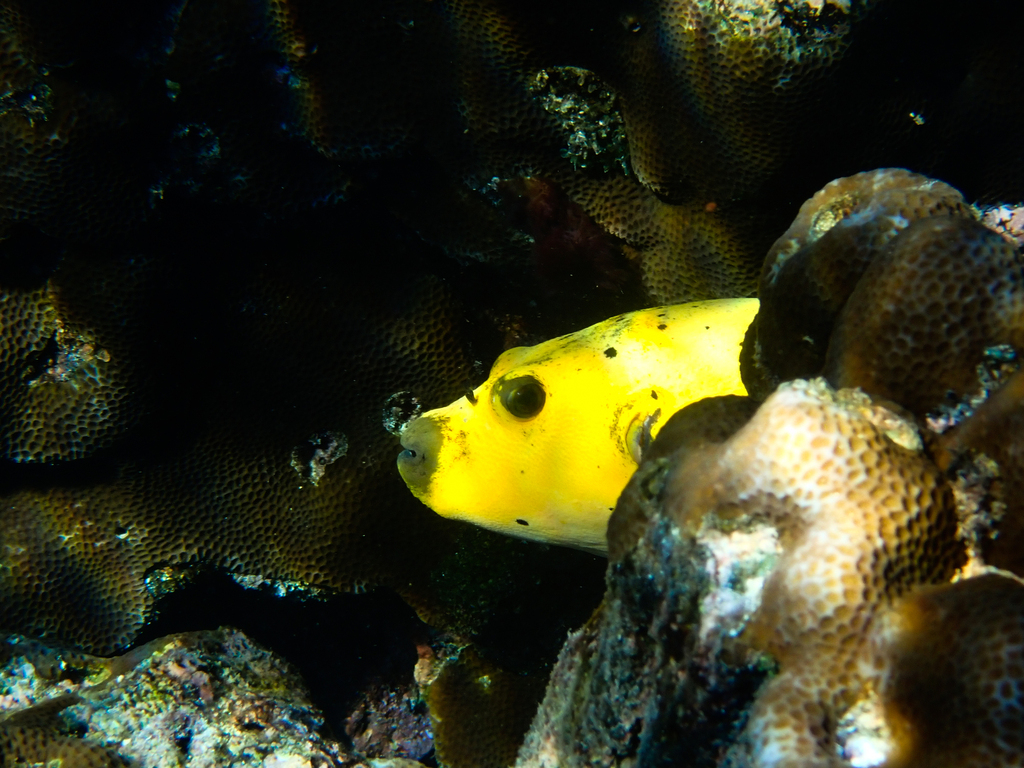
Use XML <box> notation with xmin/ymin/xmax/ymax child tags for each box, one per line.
<box><xmin>873</xmin><ymin>573</ymin><xmax>1024</xmax><ymax>768</ymax></box>
<box><xmin>662</xmin><ymin>379</ymin><xmax>963</xmax><ymax>768</ymax></box>
<box><xmin>616</xmin><ymin>0</ymin><xmax>870</xmax><ymax>201</ymax></box>
<box><xmin>754</xmin><ymin>168</ymin><xmax>972</xmax><ymax>389</ymax></box>
<box><xmin>825</xmin><ymin>215</ymin><xmax>1024</xmax><ymax>415</ymax></box>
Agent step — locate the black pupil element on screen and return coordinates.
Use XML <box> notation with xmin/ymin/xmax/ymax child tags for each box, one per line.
<box><xmin>500</xmin><ymin>377</ymin><xmax>545</xmax><ymax>419</ymax></box>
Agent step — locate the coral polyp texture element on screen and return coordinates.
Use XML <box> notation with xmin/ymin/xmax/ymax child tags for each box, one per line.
<box><xmin>518</xmin><ymin>381</ymin><xmax>966</xmax><ymax>768</ymax></box>
<box><xmin>553</xmin><ymin>171</ymin><xmax>765</xmax><ymax>303</ymax></box>
<box><xmin>669</xmin><ymin>380</ymin><xmax>961</xmax><ymax>768</ymax></box>
<box><xmin>2</xmin><ymin>0</ymin><xmax>1024</xmax><ymax>763</ymax></box>
<box><xmin>754</xmin><ymin>168</ymin><xmax>973</xmax><ymax>389</ymax></box>
<box><xmin>0</xmin><ymin>271</ymin><xmax>477</xmax><ymax>653</ymax></box>
<box><xmin>0</xmin><ymin>254</ymin><xmax>153</xmax><ymax>463</ymax></box>
<box><xmin>873</xmin><ymin>573</ymin><xmax>1024</xmax><ymax>768</ymax></box>
<box><xmin>425</xmin><ymin>646</ymin><xmax>547</xmax><ymax>768</ymax></box>
<box><xmin>825</xmin><ymin>215</ymin><xmax>1024</xmax><ymax>415</ymax></box>
<box><xmin>616</xmin><ymin>0</ymin><xmax>871</xmax><ymax>202</ymax></box>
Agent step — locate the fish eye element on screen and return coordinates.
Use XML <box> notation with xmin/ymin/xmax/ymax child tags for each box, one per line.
<box><xmin>496</xmin><ymin>376</ymin><xmax>546</xmax><ymax>420</ymax></box>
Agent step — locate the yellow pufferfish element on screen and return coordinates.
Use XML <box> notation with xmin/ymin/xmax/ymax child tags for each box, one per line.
<box><xmin>397</xmin><ymin>299</ymin><xmax>759</xmax><ymax>554</ymax></box>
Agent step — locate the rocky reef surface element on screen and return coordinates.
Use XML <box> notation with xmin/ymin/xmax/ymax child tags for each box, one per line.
<box><xmin>0</xmin><ymin>0</ymin><xmax>1022</xmax><ymax>766</ymax></box>
<box><xmin>516</xmin><ymin>169</ymin><xmax>1024</xmax><ymax>767</ymax></box>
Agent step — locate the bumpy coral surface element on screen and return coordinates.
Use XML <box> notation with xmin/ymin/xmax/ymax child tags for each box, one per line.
<box><xmin>516</xmin><ymin>391</ymin><xmax>766</xmax><ymax>767</ymax></box>
<box><xmin>874</xmin><ymin>573</ymin><xmax>1024</xmax><ymax>768</ymax></box>
<box><xmin>2</xmin><ymin>0</ymin><xmax>1024</xmax><ymax>763</ymax></box>
<box><xmin>616</xmin><ymin>0</ymin><xmax>871</xmax><ymax>202</ymax></box>
<box><xmin>663</xmin><ymin>380</ymin><xmax>962</xmax><ymax>768</ymax></box>
<box><xmin>518</xmin><ymin>380</ymin><xmax>966</xmax><ymax>768</ymax></box>
<box><xmin>425</xmin><ymin>646</ymin><xmax>546</xmax><ymax>768</ymax></box>
<box><xmin>0</xmin><ymin>253</ymin><xmax>156</xmax><ymax>463</ymax></box>
<box><xmin>554</xmin><ymin>170</ymin><xmax>765</xmax><ymax>303</ymax></box>
<box><xmin>754</xmin><ymin>168</ymin><xmax>973</xmax><ymax>389</ymax></box>
<box><xmin>825</xmin><ymin>215</ymin><xmax>1024</xmax><ymax>415</ymax></box>
<box><xmin>0</xmin><ymin>270</ymin><xmax>477</xmax><ymax>652</ymax></box>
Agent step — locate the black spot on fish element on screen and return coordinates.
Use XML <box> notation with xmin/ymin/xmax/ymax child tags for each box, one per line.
<box><xmin>516</xmin><ymin>519</ymin><xmax>529</xmax><ymax>526</ymax></box>
<box><xmin>604</xmin><ymin>347</ymin><xmax>617</xmax><ymax>358</ymax></box>
<box><xmin>651</xmin><ymin>390</ymin><xmax>658</xmax><ymax>399</ymax></box>
<box><xmin>705</xmin><ymin>326</ymin><xmax>710</xmax><ymax>330</ymax></box>
<box><xmin>657</xmin><ymin>323</ymin><xmax>667</xmax><ymax>330</ymax></box>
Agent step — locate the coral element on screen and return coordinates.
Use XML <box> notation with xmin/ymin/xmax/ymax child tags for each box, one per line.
<box><xmin>518</xmin><ymin>380</ymin><xmax>965</xmax><ymax>768</ymax></box>
<box><xmin>0</xmin><ymin>3</ymin><xmax>160</xmax><ymax>240</ymax></box>
<box><xmin>553</xmin><ymin>170</ymin><xmax>766</xmax><ymax>303</ymax></box>
<box><xmin>982</xmin><ymin>203</ymin><xmax>1024</xmax><ymax>248</ymax></box>
<box><xmin>0</xmin><ymin>270</ymin><xmax>476</xmax><ymax>652</ymax></box>
<box><xmin>664</xmin><ymin>380</ymin><xmax>962</xmax><ymax>768</ymax></box>
<box><xmin>935</xmin><ymin>369</ymin><xmax>1024</xmax><ymax>576</ymax></box>
<box><xmin>825</xmin><ymin>215</ymin><xmax>1024</xmax><ymax>415</ymax></box>
<box><xmin>528</xmin><ymin>67</ymin><xmax>629</xmax><ymax>176</ymax></box>
<box><xmin>426</xmin><ymin>646</ymin><xmax>547</xmax><ymax>768</ymax></box>
<box><xmin>516</xmin><ymin>392</ymin><xmax>768</xmax><ymax>768</ymax></box>
<box><xmin>0</xmin><ymin>253</ymin><xmax>156</xmax><ymax>463</ymax></box>
<box><xmin>606</xmin><ymin>393</ymin><xmax>760</xmax><ymax>561</ymax></box>
<box><xmin>0</xmin><ymin>629</ymin><xmax>383</xmax><ymax>767</ymax></box>
<box><xmin>615</xmin><ymin>0</ymin><xmax>872</xmax><ymax>202</ymax></box>
<box><xmin>4</xmin><ymin>0</ymin><xmax>1024</xmax><ymax>761</ymax></box>
<box><xmin>753</xmin><ymin>168</ymin><xmax>972</xmax><ymax>389</ymax></box>
<box><xmin>873</xmin><ymin>573</ymin><xmax>1024</xmax><ymax>768</ymax></box>
<box><xmin>344</xmin><ymin>678</ymin><xmax>432</xmax><ymax>762</ymax></box>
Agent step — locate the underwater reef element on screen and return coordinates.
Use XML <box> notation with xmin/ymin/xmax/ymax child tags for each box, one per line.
<box><xmin>0</xmin><ymin>0</ymin><xmax>1023</xmax><ymax>765</ymax></box>
<box><xmin>516</xmin><ymin>169</ymin><xmax>1024</xmax><ymax>767</ymax></box>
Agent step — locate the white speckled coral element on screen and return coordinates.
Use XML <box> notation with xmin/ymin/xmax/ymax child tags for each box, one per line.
<box><xmin>664</xmin><ymin>379</ymin><xmax>964</xmax><ymax>768</ymax></box>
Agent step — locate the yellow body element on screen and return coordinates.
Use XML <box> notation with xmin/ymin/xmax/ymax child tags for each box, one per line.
<box><xmin>397</xmin><ymin>298</ymin><xmax>759</xmax><ymax>554</ymax></box>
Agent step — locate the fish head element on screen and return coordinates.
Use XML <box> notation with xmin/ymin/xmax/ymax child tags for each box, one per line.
<box><xmin>398</xmin><ymin>298</ymin><xmax>759</xmax><ymax>554</ymax></box>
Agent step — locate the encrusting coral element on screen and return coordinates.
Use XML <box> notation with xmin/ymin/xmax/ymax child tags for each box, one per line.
<box><xmin>750</xmin><ymin>168</ymin><xmax>1024</xmax><ymax>417</ymax></box>
<box><xmin>0</xmin><ymin>269</ymin><xmax>478</xmax><ymax>653</ymax></box>
<box><xmin>825</xmin><ymin>214</ymin><xmax>1024</xmax><ymax>415</ymax></box>
<box><xmin>0</xmin><ymin>253</ymin><xmax>158</xmax><ymax>463</ymax></box>
<box><xmin>517</xmin><ymin>380</ymin><xmax>967</xmax><ymax>768</ymax></box>
<box><xmin>0</xmin><ymin>629</ymin><xmax>403</xmax><ymax>767</ymax></box>
<box><xmin>615</xmin><ymin>0</ymin><xmax>875</xmax><ymax>202</ymax></box>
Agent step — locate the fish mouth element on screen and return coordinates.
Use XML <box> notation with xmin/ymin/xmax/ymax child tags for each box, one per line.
<box><xmin>397</xmin><ymin>416</ymin><xmax>442</xmax><ymax>496</ymax></box>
